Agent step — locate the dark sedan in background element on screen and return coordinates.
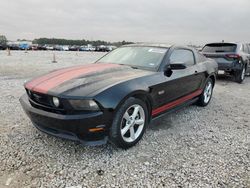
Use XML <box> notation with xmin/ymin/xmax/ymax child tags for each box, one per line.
<box><xmin>202</xmin><ymin>42</ymin><xmax>250</xmax><ymax>83</ymax></box>
<box><xmin>20</xmin><ymin>44</ymin><xmax>218</xmax><ymax>148</ymax></box>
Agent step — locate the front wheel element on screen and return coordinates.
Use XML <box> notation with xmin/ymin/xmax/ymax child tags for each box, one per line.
<box><xmin>197</xmin><ymin>78</ymin><xmax>214</xmax><ymax>107</ymax></box>
<box><xmin>109</xmin><ymin>97</ymin><xmax>148</xmax><ymax>149</ymax></box>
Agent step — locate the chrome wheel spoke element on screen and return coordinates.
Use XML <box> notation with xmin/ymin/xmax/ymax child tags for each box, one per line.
<box><xmin>121</xmin><ymin>124</ymin><xmax>130</xmax><ymax>136</ymax></box>
<box><xmin>135</xmin><ymin>119</ymin><xmax>144</xmax><ymax>125</ymax></box>
<box><xmin>206</xmin><ymin>84</ymin><xmax>212</xmax><ymax>92</ymax></box>
<box><xmin>241</xmin><ymin>68</ymin><xmax>245</xmax><ymax>80</ymax></box>
<box><xmin>204</xmin><ymin>82</ymin><xmax>212</xmax><ymax>103</ymax></box>
<box><xmin>130</xmin><ymin>127</ymin><xmax>135</xmax><ymax>140</ymax></box>
<box><xmin>123</xmin><ymin>112</ymin><xmax>130</xmax><ymax>121</ymax></box>
<box><xmin>131</xmin><ymin>106</ymin><xmax>139</xmax><ymax>119</ymax></box>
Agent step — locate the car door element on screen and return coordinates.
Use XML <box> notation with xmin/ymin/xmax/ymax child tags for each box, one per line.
<box><xmin>152</xmin><ymin>48</ymin><xmax>202</xmax><ymax>109</ymax></box>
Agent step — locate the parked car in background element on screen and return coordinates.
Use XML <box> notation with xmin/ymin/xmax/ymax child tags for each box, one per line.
<box><xmin>19</xmin><ymin>43</ymin><xmax>31</xmax><ymax>50</ymax></box>
<box><xmin>54</xmin><ymin>45</ymin><xmax>63</xmax><ymax>51</ymax></box>
<box><xmin>202</xmin><ymin>42</ymin><xmax>250</xmax><ymax>83</ymax></box>
<box><xmin>79</xmin><ymin>45</ymin><xmax>88</xmax><ymax>51</ymax></box>
<box><xmin>8</xmin><ymin>44</ymin><xmax>20</xmax><ymax>50</ymax></box>
<box><xmin>37</xmin><ymin>45</ymin><xmax>47</xmax><ymax>51</ymax></box>
<box><xmin>69</xmin><ymin>45</ymin><xmax>80</xmax><ymax>51</ymax></box>
<box><xmin>0</xmin><ymin>44</ymin><xmax>7</xmax><ymax>50</ymax></box>
<box><xmin>96</xmin><ymin>45</ymin><xmax>109</xmax><ymax>52</ymax></box>
<box><xmin>80</xmin><ymin>44</ymin><xmax>96</xmax><ymax>51</ymax></box>
<box><xmin>62</xmin><ymin>45</ymin><xmax>69</xmax><ymax>51</ymax></box>
<box><xmin>20</xmin><ymin>44</ymin><xmax>217</xmax><ymax>149</ymax></box>
<box><xmin>106</xmin><ymin>45</ymin><xmax>117</xmax><ymax>51</ymax></box>
<box><xmin>45</xmin><ymin>45</ymin><xmax>54</xmax><ymax>50</ymax></box>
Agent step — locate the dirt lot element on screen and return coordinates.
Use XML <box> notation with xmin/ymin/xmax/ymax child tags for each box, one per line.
<box><xmin>0</xmin><ymin>51</ymin><xmax>249</xmax><ymax>188</ymax></box>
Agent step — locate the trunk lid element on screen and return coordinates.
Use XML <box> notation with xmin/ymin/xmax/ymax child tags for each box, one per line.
<box><xmin>202</xmin><ymin>43</ymin><xmax>239</xmax><ymax>64</ymax></box>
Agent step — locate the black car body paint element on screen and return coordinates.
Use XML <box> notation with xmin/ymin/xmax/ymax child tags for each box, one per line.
<box><xmin>20</xmin><ymin>44</ymin><xmax>218</xmax><ymax>145</ymax></box>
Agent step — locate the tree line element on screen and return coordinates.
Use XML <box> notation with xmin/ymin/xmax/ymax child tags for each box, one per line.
<box><xmin>0</xmin><ymin>35</ymin><xmax>7</xmax><ymax>45</ymax></box>
<box><xmin>33</xmin><ymin>38</ymin><xmax>133</xmax><ymax>46</ymax></box>
<box><xmin>0</xmin><ymin>35</ymin><xmax>134</xmax><ymax>47</ymax></box>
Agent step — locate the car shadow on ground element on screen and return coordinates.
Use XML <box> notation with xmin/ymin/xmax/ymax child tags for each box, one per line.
<box><xmin>148</xmin><ymin>115</ymin><xmax>173</xmax><ymax>131</ymax></box>
<box><xmin>216</xmin><ymin>74</ymin><xmax>235</xmax><ymax>83</ymax></box>
<box><xmin>215</xmin><ymin>74</ymin><xmax>250</xmax><ymax>88</ymax></box>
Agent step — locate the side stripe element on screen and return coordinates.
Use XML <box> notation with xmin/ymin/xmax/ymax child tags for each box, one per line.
<box><xmin>152</xmin><ymin>89</ymin><xmax>203</xmax><ymax>116</ymax></box>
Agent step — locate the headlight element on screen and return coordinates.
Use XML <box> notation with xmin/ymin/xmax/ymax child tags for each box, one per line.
<box><xmin>52</xmin><ymin>97</ymin><xmax>60</xmax><ymax>107</ymax></box>
<box><xmin>68</xmin><ymin>99</ymin><xmax>100</xmax><ymax>111</ymax></box>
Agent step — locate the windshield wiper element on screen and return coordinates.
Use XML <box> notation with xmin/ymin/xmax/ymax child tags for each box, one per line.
<box><xmin>118</xmin><ymin>64</ymin><xmax>138</xmax><ymax>69</ymax></box>
<box><xmin>131</xmin><ymin>66</ymin><xmax>138</xmax><ymax>69</ymax></box>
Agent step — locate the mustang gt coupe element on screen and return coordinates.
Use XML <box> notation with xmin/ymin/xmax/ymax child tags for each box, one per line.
<box><xmin>20</xmin><ymin>44</ymin><xmax>218</xmax><ymax>148</ymax></box>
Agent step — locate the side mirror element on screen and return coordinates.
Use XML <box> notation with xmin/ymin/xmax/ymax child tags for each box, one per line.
<box><xmin>164</xmin><ymin>62</ymin><xmax>186</xmax><ymax>77</ymax></box>
<box><xmin>163</xmin><ymin>65</ymin><xmax>173</xmax><ymax>77</ymax></box>
<box><xmin>169</xmin><ymin>62</ymin><xmax>187</xmax><ymax>70</ymax></box>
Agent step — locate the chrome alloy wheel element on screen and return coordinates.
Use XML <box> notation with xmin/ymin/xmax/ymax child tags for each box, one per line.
<box><xmin>120</xmin><ymin>104</ymin><xmax>145</xmax><ymax>143</ymax></box>
<box><xmin>204</xmin><ymin>81</ymin><xmax>213</xmax><ymax>104</ymax></box>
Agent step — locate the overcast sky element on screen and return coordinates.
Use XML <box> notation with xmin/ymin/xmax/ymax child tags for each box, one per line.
<box><xmin>0</xmin><ymin>0</ymin><xmax>249</xmax><ymax>45</ymax></box>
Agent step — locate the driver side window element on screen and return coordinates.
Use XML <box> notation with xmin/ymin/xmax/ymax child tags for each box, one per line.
<box><xmin>169</xmin><ymin>49</ymin><xmax>195</xmax><ymax>66</ymax></box>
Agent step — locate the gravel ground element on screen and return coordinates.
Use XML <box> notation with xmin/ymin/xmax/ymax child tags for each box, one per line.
<box><xmin>0</xmin><ymin>51</ymin><xmax>249</xmax><ymax>188</ymax></box>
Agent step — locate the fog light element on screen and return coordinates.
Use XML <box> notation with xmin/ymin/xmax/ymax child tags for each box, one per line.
<box><xmin>52</xmin><ymin>97</ymin><xmax>60</xmax><ymax>107</ymax></box>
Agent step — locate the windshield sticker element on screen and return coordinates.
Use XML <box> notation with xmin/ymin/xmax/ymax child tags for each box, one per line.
<box><xmin>148</xmin><ymin>48</ymin><xmax>166</xmax><ymax>53</ymax></box>
<box><xmin>149</xmin><ymin>63</ymin><xmax>155</xmax><ymax>66</ymax></box>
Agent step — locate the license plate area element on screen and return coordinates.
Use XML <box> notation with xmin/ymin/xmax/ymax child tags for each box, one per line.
<box><xmin>218</xmin><ymin>70</ymin><xmax>225</xmax><ymax>74</ymax></box>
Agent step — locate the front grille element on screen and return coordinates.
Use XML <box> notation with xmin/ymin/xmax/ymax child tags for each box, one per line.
<box><xmin>26</xmin><ymin>89</ymin><xmax>66</xmax><ymax>114</ymax></box>
<box><xmin>27</xmin><ymin>90</ymin><xmax>53</xmax><ymax>107</ymax></box>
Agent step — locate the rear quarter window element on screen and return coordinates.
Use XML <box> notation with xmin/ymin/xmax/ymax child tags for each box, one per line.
<box><xmin>202</xmin><ymin>43</ymin><xmax>237</xmax><ymax>53</ymax></box>
<box><xmin>169</xmin><ymin>49</ymin><xmax>195</xmax><ymax>66</ymax></box>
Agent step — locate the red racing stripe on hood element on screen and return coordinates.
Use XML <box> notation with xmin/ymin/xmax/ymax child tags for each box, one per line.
<box><xmin>25</xmin><ymin>63</ymin><xmax>120</xmax><ymax>94</ymax></box>
<box><xmin>25</xmin><ymin>65</ymin><xmax>91</xmax><ymax>90</ymax></box>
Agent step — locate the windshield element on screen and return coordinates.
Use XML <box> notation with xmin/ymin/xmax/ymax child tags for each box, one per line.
<box><xmin>202</xmin><ymin>43</ymin><xmax>237</xmax><ymax>53</ymax></box>
<box><xmin>97</xmin><ymin>46</ymin><xmax>168</xmax><ymax>70</ymax></box>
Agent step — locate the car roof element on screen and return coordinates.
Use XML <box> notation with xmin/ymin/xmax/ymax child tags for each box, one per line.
<box><xmin>204</xmin><ymin>42</ymin><xmax>244</xmax><ymax>46</ymax></box>
<box><xmin>123</xmin><ymin>43</ymin><xmax>173</xmax><ymax>48</ymax></box>
<box><xmin>122</xmin><ymin>43</ymin><xmax>196</xmax><ymax>51</ymax></box>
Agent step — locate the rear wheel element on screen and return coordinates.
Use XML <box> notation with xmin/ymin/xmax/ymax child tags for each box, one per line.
<box><xmin>197</xmin><ymin>78</ymin><xmax>213</xmax><ymax>107</ymax></box>
<box><xmin>109</xmin><ymin>97</ymin><xmax>148</xmax><ymax>149</ymax></box>
<box><xmin>235</xmin><ymin>65</ymin><xmax>246</xmax><ymax>83</ymax></box>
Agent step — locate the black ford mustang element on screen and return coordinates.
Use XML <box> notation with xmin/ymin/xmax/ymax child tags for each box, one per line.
<box><xmin>20</xmin><ymin>44</ymin><xmax>218</xmax><ymax>148</ymax></box>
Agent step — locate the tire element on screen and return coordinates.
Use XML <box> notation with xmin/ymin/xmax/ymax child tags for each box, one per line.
<box><xmin>235</xmin><ymin>65</ymin><xmax>246</xmax><ymax>83</ymax></box>
<box><xmin>197</xmin><ymin>78</ymin><xmax>214</xmax><ymax>107</ymax></box>
<box><xmin>109</xmin><ymin>97</ymin><xmax>148</xmax><ymax>149</ymax></box>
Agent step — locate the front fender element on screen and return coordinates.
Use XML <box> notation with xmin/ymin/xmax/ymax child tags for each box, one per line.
<box><xmin>114</xmin><ymin>90</ymin><xmax>154</xmax><ymax>112</ymax></box>
<box><xmin>94</xmin><ymin>81</ymin><xmax>151</xmax><ymax>111</ymax></box>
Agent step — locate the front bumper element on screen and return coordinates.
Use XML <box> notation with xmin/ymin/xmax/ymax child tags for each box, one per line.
<box><xmin>20</xmin><ymin>94</ymin><xmax>110</xmax><ymax>146</ymax></box>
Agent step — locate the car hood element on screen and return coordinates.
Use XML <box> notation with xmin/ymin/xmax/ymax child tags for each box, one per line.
<box><xmin>25</xmin><ymin>63</ymin><xmax>154</xmax><ymax>97</ymax></box>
